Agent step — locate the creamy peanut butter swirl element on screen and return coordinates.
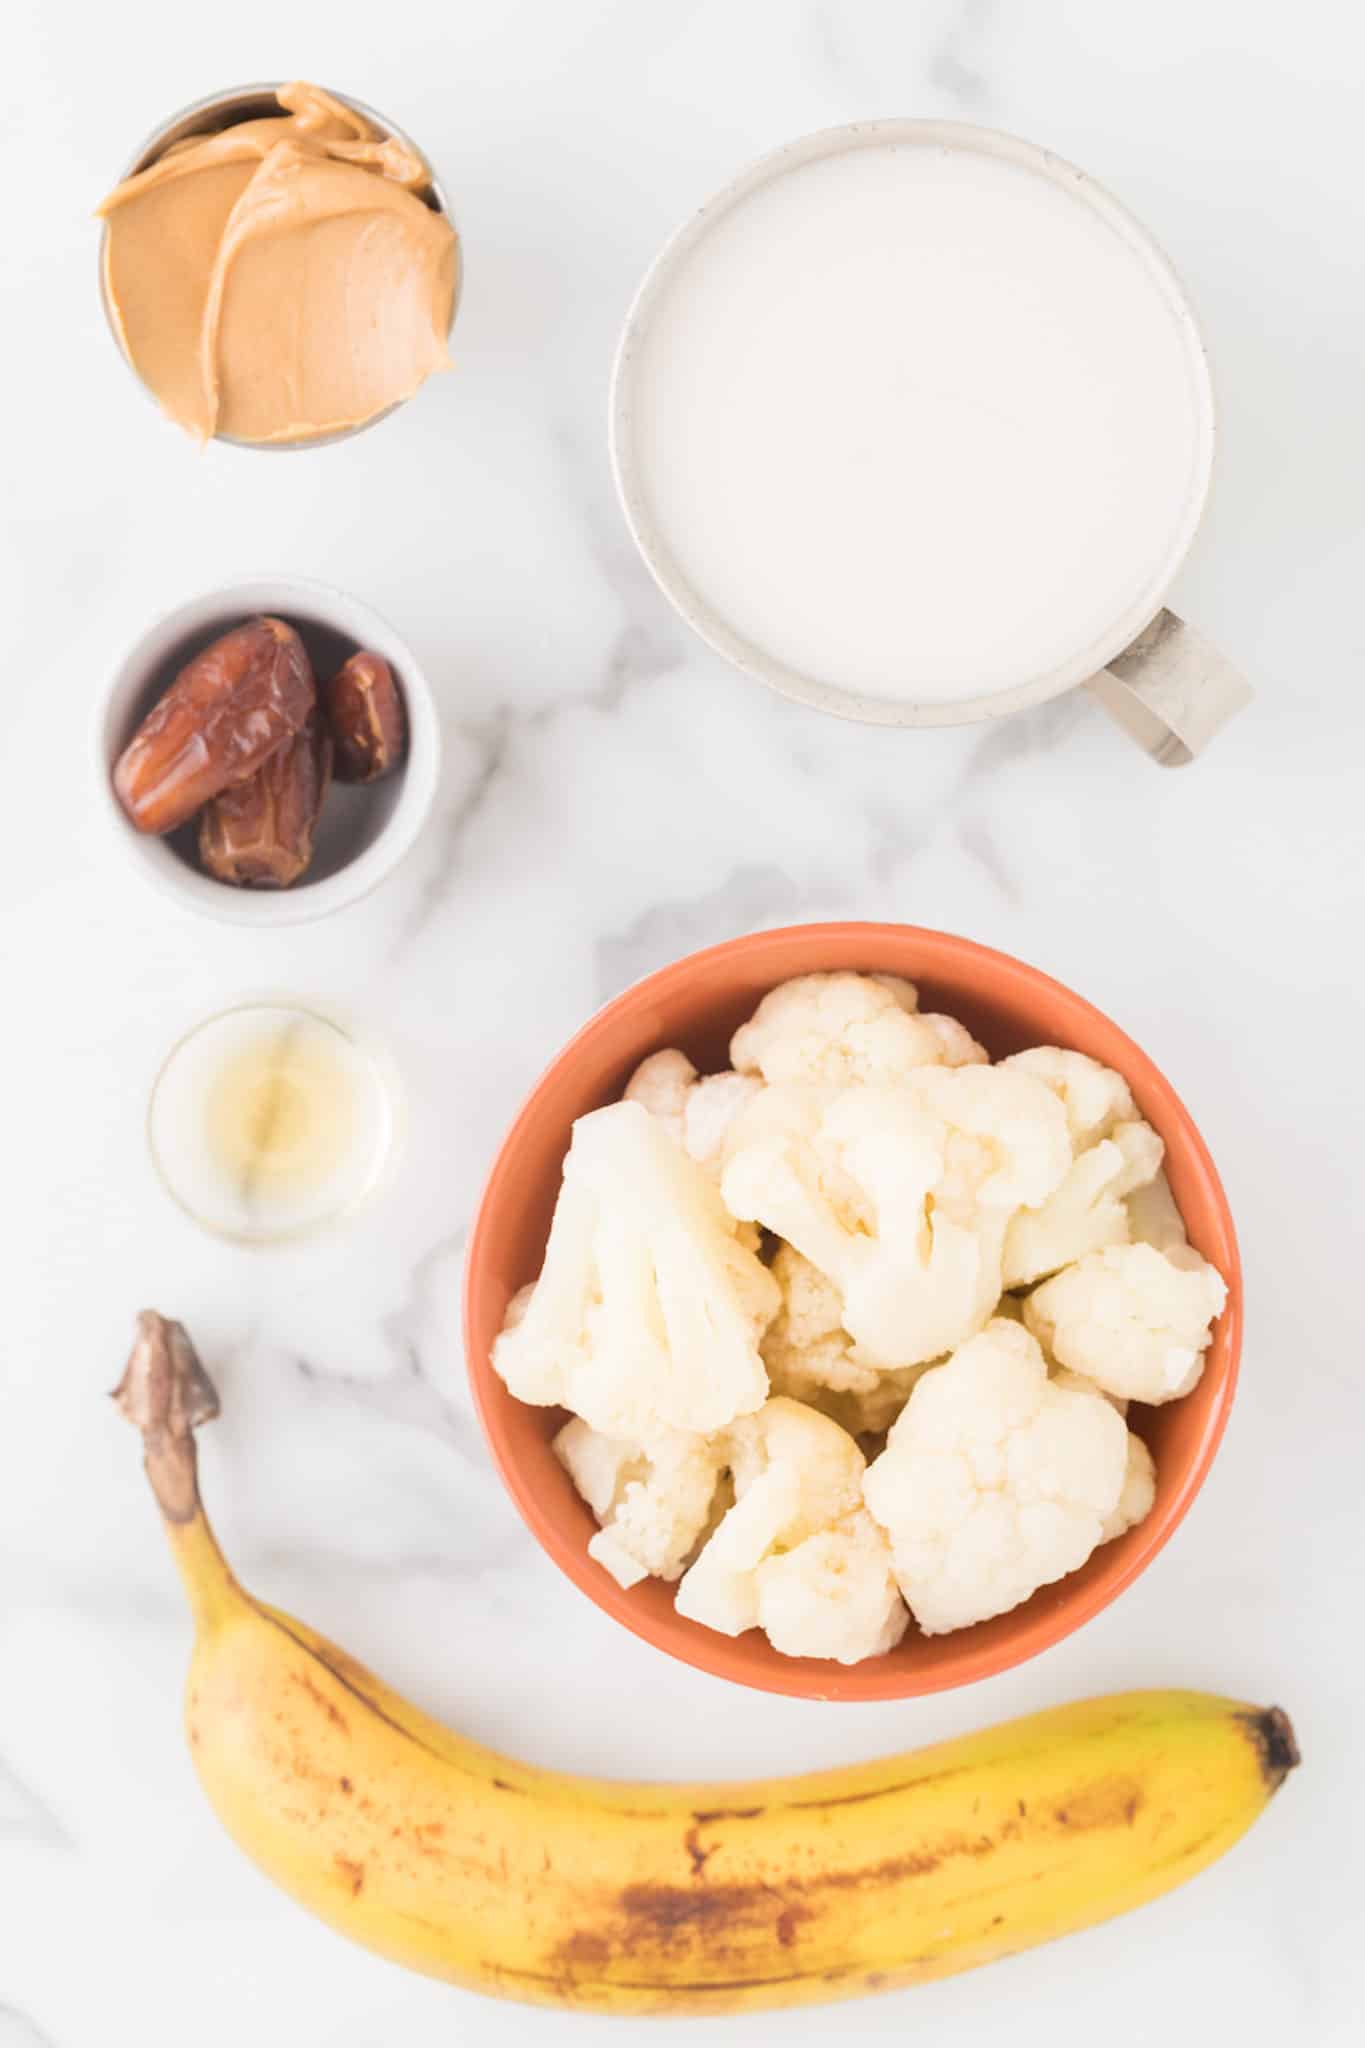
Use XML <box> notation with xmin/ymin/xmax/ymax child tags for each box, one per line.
<box><xmin>99</xmin><ymin>82</ymin><xmax>458</xmax><ymax>444</ymax></box>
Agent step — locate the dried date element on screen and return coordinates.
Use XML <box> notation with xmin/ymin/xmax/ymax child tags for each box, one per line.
<box><xmin>196</xmin><ymin>708</ymin><xmax>332</xmax><ymax>888</ymax></box>
<box><xmin>323</xmin><ymin>650</ymin><xmax>406</xmax><ymax>783</ymax></box>
<box><xmin>114</xmin><ymin>617</ymin><xmax>315</xmax><ymax>835</ymax></box>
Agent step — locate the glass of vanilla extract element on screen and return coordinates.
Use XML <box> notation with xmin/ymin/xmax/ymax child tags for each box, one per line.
<box><xmin>147</xmin><ymin>1000</ymin><xmax>400</xmax><ymax>1243</ymax></box>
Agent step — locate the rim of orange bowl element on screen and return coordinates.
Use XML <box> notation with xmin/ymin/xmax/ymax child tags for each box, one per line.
<box><xmin>462</xmin><ymin>922</ymin><xmax>1242</xmax><ymax>1700</ymax></box>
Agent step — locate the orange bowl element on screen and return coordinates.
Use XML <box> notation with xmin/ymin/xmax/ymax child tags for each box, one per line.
<box><xmin>463</xmin><ymin>923</ymin><xmax>1241</xmax><ymax>1700</ymax></box>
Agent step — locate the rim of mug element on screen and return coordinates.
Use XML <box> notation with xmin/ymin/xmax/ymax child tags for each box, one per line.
<box><xmin>97</xmin><ymin>81</ymin><xmax>460</xmax><ymax>453</ymax></box>
<box><xmin>609</xmin><ymin>117</ymin><xmax>1217</xmax><ymax>730</ymax></box>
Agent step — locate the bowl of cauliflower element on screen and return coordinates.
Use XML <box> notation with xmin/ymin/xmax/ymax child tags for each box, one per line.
<box><xmin>463</xmin><ymin>924</ymin><xmax>1240</xmax><ymax>1700</ymax></box>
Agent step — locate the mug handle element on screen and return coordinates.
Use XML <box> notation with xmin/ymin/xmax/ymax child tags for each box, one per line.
<box><xmin>1086</xmin><ymin>609</ymin><xmax>1253</xmax><ymax>766</ymax></box>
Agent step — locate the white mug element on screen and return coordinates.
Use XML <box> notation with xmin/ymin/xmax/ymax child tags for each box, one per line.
<box><xmin>610</xmin><ymin>120</ymin><xmax>1251</xmax><ymax>765</ymax></box>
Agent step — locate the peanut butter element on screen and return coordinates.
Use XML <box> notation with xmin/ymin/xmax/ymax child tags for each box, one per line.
<box><xmin>98</xmin><ymin>83</ymin><xmax>458</xmax><ymax>444</ymax></box>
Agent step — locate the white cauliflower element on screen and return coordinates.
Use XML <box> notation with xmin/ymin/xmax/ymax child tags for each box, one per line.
<box><xmin>492</xmin><ymin>1101</ymin><xmax>778</xmax><ymax>1437</ymax></box>
<box><xmin>760</xmin><ymin>1244</ymin><xmax>929</xmax><ymax>1435</ymax></box>
<box><xmin>1051</xmin><ymin>1364</ymin><xmax>1127</xmax><ymax>1414</ymax></box>
<box><xmin>908</xmin><ymin>1062</ymin><xmax>1072</xmax><ymax>1215</ymax></box>
<box><xmin>553</xmin><ymin>1417</ymin><xmax>726</xmax><ymax>1589</ymax></box>
<box><xmin>729</xmin><ymin>971</ymin><xmax>985</xmax><ymax>1090</ymax></box>
<box><xmin>622</xmin><ymin>1047</ymin><xmax>696</xmax><ymax>1146</ymax></box>
<box><xmin>1024</xmin><ymin>1242</ymin><xmax>1227</xmax><ymax>1404</ymax></box>
<box><xmin>1126</xmin><ymin>1168</ymin><xmax>1190</xmax><ymax>1253</ymax></box>
<box><xmin>869</xmin><ymin>973</ymin><xmax>921</xmax><ymax>1012</ymax></box>
<box><xmin>724</xmin><ymin>1067</ymin><xmax>1071</xmax><ymax>1372</ymax></box>
<box><xmin>919</xmin><ymin>1012</ymin><xmax>991</xmax><ymax>1068</ymax></box>
<box><xmin>862</xmin><ymin>1318</ymin><xmax>1128</xmax><ymax>1634</ymax></box>
<box><xmin>1003</xmin><ymin>1119</ymin><xmax>1165</xmax><ymax>1289</ymax></box>
<box><xmin>512</xmin><ymin>985</ymin><xmax>1214</xmax><ymax>1666</ymax></box>
<box><xmin>675</xmin><ymin>1397</ymin><xmax>907</xmax><ymax>1661</ymax></box>
<box><xmin>1100</xmin><ymin>1430</ymin><xmax>1158</xmax><ymax>1543</ymax></box>
<box><xmin>723</xmin><ymin>1085</ymin><xmax>999</xmax><ymax>1370</ymax></box>
<box><xmin>1000</xmin><ymin>1046</ymin><xmax>1136</xmax><ymax>1148</ymax></box>
<box><xmin>754</xmin><ymin>1511</ymin><xmax>910</xmax><ymax>1662</ymax></box>
<box><xmin>1048</xmin><ymin>1369</ymin><xmax>1154</xmax><ymax>1540</ymax></box>
<box><xmin>623</xmin><ymin>1049</ymin><xmax>765</xmax><ymax>1177</ymax></box>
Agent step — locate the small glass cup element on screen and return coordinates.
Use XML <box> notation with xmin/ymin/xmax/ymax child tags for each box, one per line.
<box><xmin>147</xmin><ymin>1000</ymin><xmax>402</xmax><ymax>1245</ymax></box>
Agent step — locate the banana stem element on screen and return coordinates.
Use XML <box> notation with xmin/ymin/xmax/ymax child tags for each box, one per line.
<box><xmin>112</xmin><ymin>1311</ymin><xmax>243</xmax><ymax>1629</ymax></box>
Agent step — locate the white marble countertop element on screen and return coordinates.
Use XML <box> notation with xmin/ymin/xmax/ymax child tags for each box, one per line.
<box><xmin>4</xmin><ymin>1</ymin><xmax>1364</xmax><ymax>2042</ymax></box>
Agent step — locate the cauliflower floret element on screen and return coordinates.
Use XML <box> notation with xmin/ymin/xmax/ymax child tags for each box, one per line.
<box><xmin>553</xmin><ymin>1417</ymin><xmax>725</xmax><ymax>1589</ymax></box>
<box><xmin>1100</xmin><ymin>1430</ymin><xmax>1157</xmax><ymax>1544</ymax></box>
<box><xmin>492</xmin><ymin>1101</ymin><xmax>778</xmax><ymax>1437</ymax></box>
<box><xmin>684</xmin><ymin>1072</ymin><xmax>767</xmax><ymax>1174</ymax></box>
<box><xmin>871</xmin><ymin>974</ymin><xmax>988</xmax><ymax>1066</ymax></box>
<box><xmin>821</xmin><ymin>1367</ymin><xmax>929</xmax><ymax>1438</ymax></box>
<box><xmin>1126</xmin><ymin>1168</ymin><xmax>1190</xmax><ymax>1254</ymax></box>
<box><xmin>908</xmin><ymin>1063</ymin><xmax>1072</xmax><ymax>1214</ymax></box>
<box><xmin>623</xmin><ymin>1047</ymin><xmax>697</xmax><ymax>1147</ymax></box>
<box><xmin>754</xmin><ymin>1511</ymin><xmax>910</xmax><ymax>1663</ymax></box>
<box><xmin>862</xmin><ymin>1319</ymin><xmax>1129</xmax><ymax>1634</ymax></box>
<box><xmin>870</xmin><ymin>973</ymin><xmax>920</xmax><ymax>1012</ymax></box>
<box><xmin>1003</xmin><ymin>1119</ymin><xmax>1164</xmax><ymax>1289</ymax></box>
<box><xmin>919</xmin><ymin>1013</ymin><xmax>990</xmax><ymax>1067</ymax></box>
<box><xmin>1049</xmin><ymin>1365</ymin><xmax>1152</xmax><ymax>1540</ymax></box>
<box><xmin>624</xmin><ymin>1050</ymin><xmax>764</xmax><ymax>1179</ymax></box>
<box><xmin>729</xmin><ymin>972</ymin><xmax>982</xmax><ymax>1089</ymax></box>
<box><xmin>724</xmin><ymin>1069</ymin><xmax>1068</xmax><ymax>1372</ymax></box>
<box><xmin>760</xmin><ymin>1244</ymin><xmax>929</xmax><ymax>1435</ymax></box>
<box><xmin>1051</xmin><ymin>1364</ymin><xmax>1127</xmax><ymax>1415</ymax></box>
<box><xmin>761</xmin><ymin>1244</ymin><xmax>877</xmax><ymax>1399</ymax></box>
<box><xmin>1024</xmin><ymin>1242</ymin><xmax>1227</xmax><ymax>1405</ymax></box>
<box><xmin>676</xmin><ymin>1398</ymin><xmax>906</xmax><ymax>1660</ymax></box>
<box><xmin>723</xmin><ymin>1085</ymin><xmax>1001</xmax><ymax>1370</ymax></box>
<box><xmin>1000</xmin><ymin>1047</ymin><xmax>1136</xmax><ymax>1148</ymax></box>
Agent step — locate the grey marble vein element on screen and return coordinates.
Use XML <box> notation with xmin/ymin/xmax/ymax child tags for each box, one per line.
<box><xmin>390</xmin><ymin>709</ymin><xmax>513</xmax><ymax>954</ymax></box>
<box><xmin>956</xmin><ymin>815</ymin><xmax>1022</xmax><ymax>903</ymax></box>
<box><xmin>547</xmin><ymin>418</ymin><xmax>693</xmax><ymax>698</ymax></box>
<box><xmin>272</xmin><ymin>1230</ymin><xmax>492</xmax><ymax>1467</ymax></box>
<box><xmin>0</xmin><ymin>1756</ymin><xmax>71</xmax><ymax>1851</ymax></box>
<box><xmin>596</xmin><ymin>862</ymin><xmax>845</xmax><ymax>997</ymax></box>
<box><xmin>0</xmin><ymin>2006</ymin><xmax>58</xmax><ymax>2048</ymax></box>
<box><xmin>290</xmin><ymin>1342</ymin><xmax>478</xmax><ymax>1467</ymax></box>
<box><xmin>958</xmin><ymin>688</ymin><xmax>1093</xmax><ymax>788</ymax></box>
<box><xmin>929</xmin><ymin>0</ymin><xmax>998</xmax><ymax>108</ymax></box>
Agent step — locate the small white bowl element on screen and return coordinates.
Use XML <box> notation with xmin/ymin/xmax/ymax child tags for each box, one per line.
<box><xmin>93</xmin><ymin>576</ymin><xmax>441</xmax><ymax>926</ymax></box>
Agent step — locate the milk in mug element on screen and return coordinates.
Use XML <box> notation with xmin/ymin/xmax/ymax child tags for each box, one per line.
<box><xmin>622</xmin><ymin>133</ymin><xmax>1211</xmax><ymax>710</ymax></box>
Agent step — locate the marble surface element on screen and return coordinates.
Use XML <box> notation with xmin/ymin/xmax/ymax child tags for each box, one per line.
<box><xmin>3</xmin><ymin>1</ymin><xmax>1363</xmax><ymax>2041</ymax></box>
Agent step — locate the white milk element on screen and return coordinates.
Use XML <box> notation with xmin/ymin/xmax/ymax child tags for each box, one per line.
<box><xmin>624</xmin><ymin>136</ymin><xmax>1209</xmax><ymax>708</ymax></box>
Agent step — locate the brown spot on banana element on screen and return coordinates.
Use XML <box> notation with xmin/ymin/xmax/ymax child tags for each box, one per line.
<box><xmin>334</xmin><ymin>1855</ymin><xmax>365</xmax><ymax>1897</ymax></box>
<box><xmin>683</xmin><ymin>1825</ymin><xmax>713</xmax><ymax>1877</ymax></box>
<box><xmin>294</xmin><ymin>1672</ymin><xmax>348</xmax><ymax>1732</ymax></box>
<box><xmin>1052</xmin><ymin>1778</ymin><xmax>1144</xmax><ymax>1831</ymax></box>
<box><xmin>776</xmin><ymin>1906</ymin><xmax>809</xmax><ymax>1948</ymax></box>
<box><xmin>559</xmin><ymin>1932</ymin><xmax>611</xmax><ymax>1970</ymax></box>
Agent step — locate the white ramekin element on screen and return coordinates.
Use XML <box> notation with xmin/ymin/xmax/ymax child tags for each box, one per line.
<box><xmin>92</xmin><ymin>576</ymin><xmax>442</xmax><ymax>927</ymax></box>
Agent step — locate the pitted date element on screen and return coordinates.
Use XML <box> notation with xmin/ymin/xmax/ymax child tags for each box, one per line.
<box><xmin>323</xmin><ymin>650</ymin><xmax>406</xmax><ymax>783</ymax></box>
<box><xmin>114</xmin><ymin>617</ymin><xmax>315</xmax><ymax>835</ymax></box>
<box><xmin>197</xmin><ymin>709</ymin><xmax>333</xmax><ymax>888</ymax></box>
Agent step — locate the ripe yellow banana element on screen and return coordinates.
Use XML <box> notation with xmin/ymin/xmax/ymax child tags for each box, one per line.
<box><xmin>115</xmin><ymin>1312</ymin><xmax>1296</xmax><ymax>2017</ymax></box>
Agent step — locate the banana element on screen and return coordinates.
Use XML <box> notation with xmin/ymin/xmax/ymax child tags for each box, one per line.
<box><xmin>115</xmin><ymin>1312</ymin><xmax>1297</xmax><ymax>2017</ymax></box>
